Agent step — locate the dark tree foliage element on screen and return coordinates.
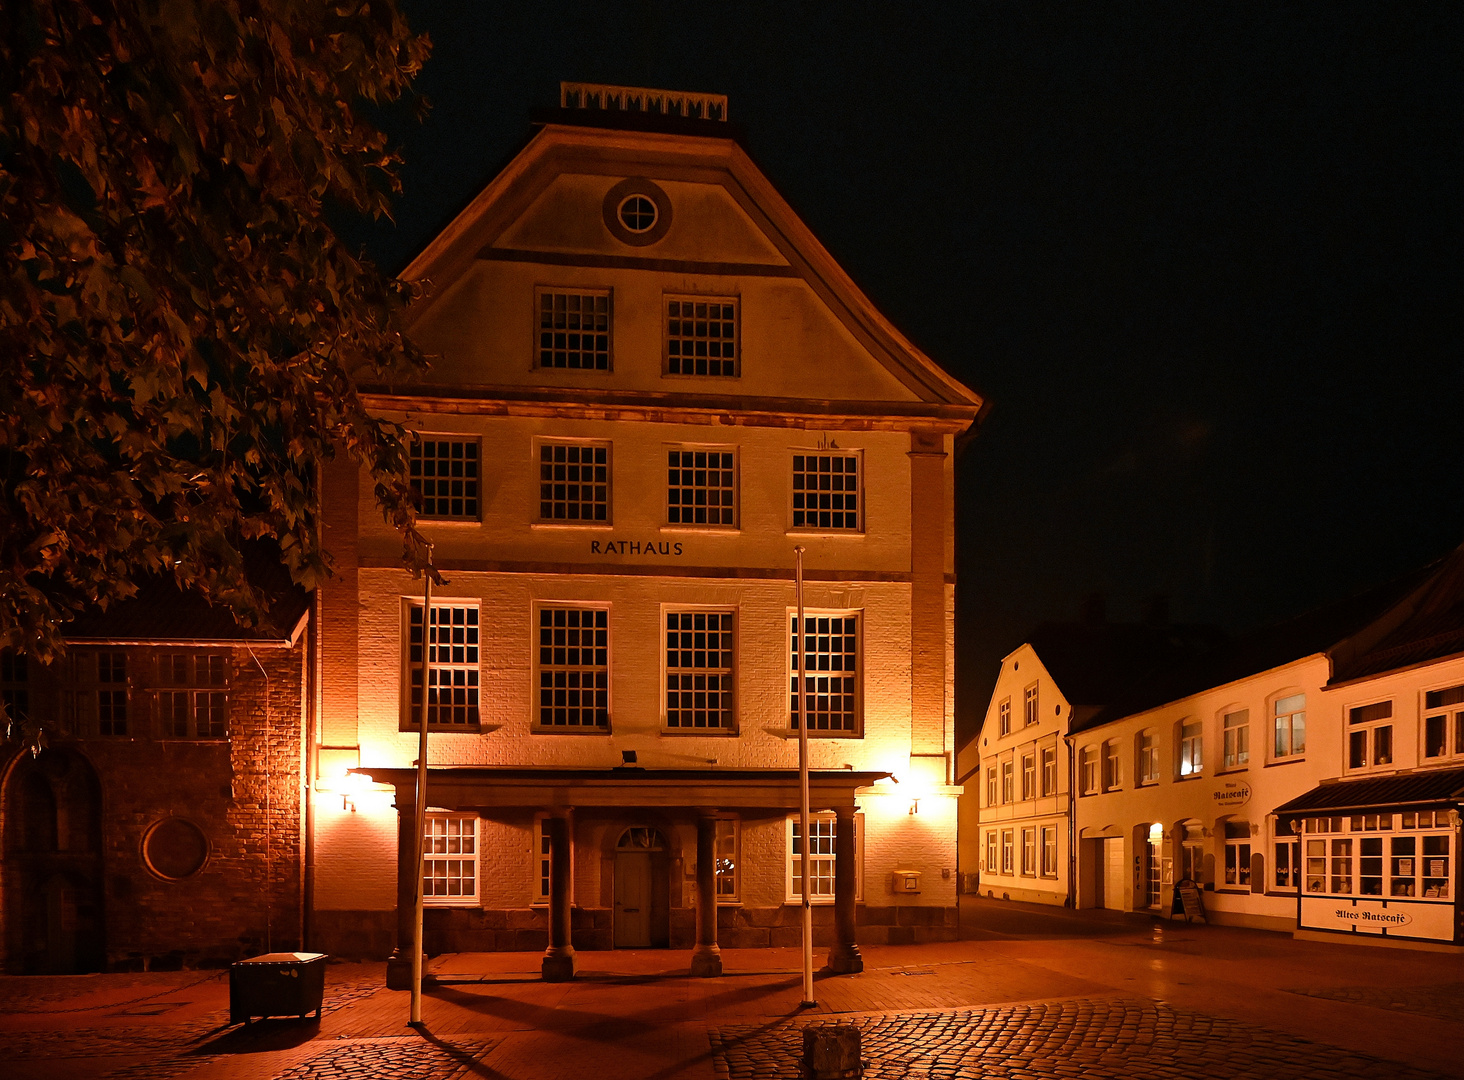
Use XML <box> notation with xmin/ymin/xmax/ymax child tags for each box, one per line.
<box><xmin>0</xmin><ymin>0</ymin><xmax>433</xmax><ymax>690</ymax></box>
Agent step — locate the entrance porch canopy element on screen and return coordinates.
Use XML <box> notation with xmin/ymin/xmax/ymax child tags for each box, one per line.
<box><xmin>354</xmin><ymin>765</ymin><xmax>892</xmax><ymax>811</ymax></box>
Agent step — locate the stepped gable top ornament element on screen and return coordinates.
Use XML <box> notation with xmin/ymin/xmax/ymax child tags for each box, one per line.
<box><xmin>560</xmin><ymin>81</ymin><xmax>728</xmax><ymax>121</ymax></box>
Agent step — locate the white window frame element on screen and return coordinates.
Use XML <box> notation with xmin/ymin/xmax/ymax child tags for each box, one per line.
<box><xmin>1178</xmin><ymin>720</ymin><xmax>1203</xmax><ymax>778</ymax></box>
<box><xmin>1137</xmin><ymin>729</ymin><xmax>1159</xmax><ymax>785</ymax></box>
<box><xmin>535</xmin><ymin>438</ymin><xmax>612</xmax><ymax>526</ymax></box>
<box><xmin>1023</xmin><ymin>683</ymin><xmax>1039</xmax><ymax>726</ymax></box>
<box><xmin>1040</xmin><ymin>826</ymin><xmax>1058</xmax><ymax>878</ymax></box>
<box><xmin>1101</xmin><ymin>739</ymin><xmax>1121</xmax><ymax>791</ymax></box>
<box><xmin>1273</xmin><ymin>837</ymin><xmax>1299</xmax><ymax>892</ymax></box>
<box><xmin>409</xmin><ymin>435</ymin><xmax>481</xmax><ymax>522</ymax></box>
<box><xmin>532</xmin><ymin>815</ymin><xmax>552</xmax><ymax>905</ymax></box>
<box><xmin>789</xmin><ymin>449</ymin><xmax>863</xmax><ymax>534</ymax></box>
<box><xmin>1080</xmin><ymin>745</ymin><xmax>1098</xmax><ymax>795</ymax></box>
<box><xmin>715</xmin><ymin>819</ymin><xmax>740</xmax><ymax>905</ymax></box>
<box><xmin>423</xmin><ymin>813</ymin><xmax>478</xmax><ymax>907</ymax></box>
<box><xmin>536</xmin><ymin>286</ymin><xmax>612</xmax><ymax>371</ymax></box>
<box><xmin>986</xmin><ymin>766</ymin><xmax>997</xmax><ymax>807</ymax></box>
<box><xmin>663</xmin><ymin>607</ymin><xmax>737</xmax><ymax>733</ymax></box>
<box><xmin>1272</xmin><ymin>692</ymin><xmax>1306</xmax><ymax>760</ymax></box>
<box><xmin>1000</xmin><ymin>759</ymin><xmax>1014</xmax><ymax>803</ymax></box>
<box><xmin>665</xmin><ymin>444</ymin><xmax>738</xmax><ymax>529</ymax></box>
<box><xmin>1020</xmin><ymin>752</ymin><xmax>1036</xmax><ymax>801</ymax></box>
<box><xmin>1346</xmin><ymin>700</ymin><xmax>1394</xmax><ymax>773</ymax></box>
<box><xmin>1223</xmin><ymin>823</ymin><xmax>1252</xmax><ymax>889</ymax></box>
<box><xmin>788</xmin><ymin>611</ymin><xmax>862</xmax><ymax>736</ymax></box>
<box><xmin>533</xmin><ymin>603</ymin><xmax>610</xmax><ymax>732</ymax></box>
<box><xmin>1040</xmin><ymin>745</ymin><xmax>1057</xmax><ymax>796</ymax></box>
<box><xmin>998</xmin><ymin>697</ymin><xmax>1011</xmax><ymax>736</ymax></box>
<box><xmin>1422</xmin><ymin>683</ymin><xmax>1464</xmax><ymax>762</ymax></box>
<box><xmin>985</xmin><ymin>830</ymin><xmax>998</xmax><ymax>873</ymax></box>
<box><xmin>1222</xmin><ymin>708</ymin><xmax>1250</xmax><ymax>770</ymax></box>
<box><xmin>1020</xmin><ymin>826</ymin><xmax>1037</xmax><ymax>877</ymax></box>
<box><xmin>1000</xmin><ymin>829</ymin><xmax>1014</xmax><ymax>875</ymax></box>
<box><xmin>402</xmin><ymin>601</ymin><xmax>481</xmax><ymax>731</ymax></box>
<box><xmin>785</xmin><ymin>812</ymin><xmax>862</xmax><ymax>905</ymax></box>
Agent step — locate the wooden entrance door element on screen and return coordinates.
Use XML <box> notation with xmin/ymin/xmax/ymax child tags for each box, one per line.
<box><xmin>1101</xmin><ymin>838</ymin><xmax>1126</xmax><ymax>910</ymax></box>
<box><xmin>614</xmin><ymin>849</ymin><xmax>651</xmax><ymax>947</ymax></box>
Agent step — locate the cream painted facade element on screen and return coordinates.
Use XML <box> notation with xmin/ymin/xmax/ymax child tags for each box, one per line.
<box><xmin>309</xmin><ymin>90</ymin><xmax>983</xmax><ymax>974</ymax></box>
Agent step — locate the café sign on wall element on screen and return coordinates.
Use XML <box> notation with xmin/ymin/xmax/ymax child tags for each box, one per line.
<box><xmin>1212</xmin><ymin>779</ymin><xmax>1252</xmax><ymax>810</ymax></box>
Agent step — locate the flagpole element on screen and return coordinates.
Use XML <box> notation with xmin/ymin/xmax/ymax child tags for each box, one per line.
<box><xmin>409</xmin><ymin>552</ymin><xmax>433</xmax><ymax>1026</ymax></box>
<box><xmin>795</xmin><ymin>545</ymin><xmax>815</xmax><ymax>1007</ymax></box>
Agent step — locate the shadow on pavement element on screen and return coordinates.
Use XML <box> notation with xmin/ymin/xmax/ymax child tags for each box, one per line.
<box><xmin>188</xmin><ymin>1016</ymin><xmax>321</xmax><ymax>1055</ymax></box>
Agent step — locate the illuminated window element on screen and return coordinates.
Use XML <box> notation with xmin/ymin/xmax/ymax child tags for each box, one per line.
<box><xmin>665</xmin><ymin>610</ymin><xmax>735</xmax><ymax>731</ymax></box>
<box><xmin>1021</xmin><ymin>827</ymin><xmax>1037</xmax><ymax>876</ymax></box>
<box><xmin>536</xmin><ymin>606</ymin><xmax>609</xmax><ymax>730</ymax></box>
<box><xmin>1223</xmin><ymin>822</ymin><xmax>1252</xmax><ymax>888</ymax></box>
<box><xmin>537</xmin><ymin>441</ymin><xmax>610</xmax><ymax>523</ymax></box>
<box><xmin>1040</xmin><ymin>745</ymin><xmax>1057</xmax><ymax>795</ymax></box>
<box><xmin>1000</xmin><ymin>759</ymin><xmax>1014</xmax><ymax>803</ymax></box>
<box><xmin>1180</xmin><ymin>822</ymin><xmax>1205</xmax><ymax>884</ymax></box>
<box><xmin>1101</xmin><ymin>740</ymin><xmax>1121</xmax><ymax>791</ymax></box>
<box><xmin>791</xmin><ymin>452</ymin><xmax>861</xmax><ymax>532</ymax></box>
<box><xmin>159</xmin><ymin>653</ymin><xmax>229</xmax><ymax>738</ymax></box>
<box><xmin>410</xmin><ymin>438</ymin><xmax>480</xmax><ymax>520</ymax></box>
<box><xmin>404</xmin><ymin>604</ymin><xmax>480</xmax><ymax>729</ymax></box>
<box><xmin>1023</xmin><ymin>684</ymin><xmax>1038</xmax><ymax>726</ymax></box>
<box><xmin>1040</xmin><ymin>826</ymin><xmax>1058</xmax><ymax>877</ymax></box>
<box><xmin>787</xmin><ymin>812</ymin><xmax>861</xmax><ymax>904</ymax></box>
<box><xmin>1272</xmin><ymin>693</ymin><xmax>1306</xmax><ymax>758</ymax></box>
<box><xmin>1347</xmin><ymin>700</ymin><xmax>1393</xmax><ymax>771</ymax></box>
<box><xmin>1021</xmin><ymin>752</ymin><xmax>1036</xmax><ymax>800</ymax></box>
<box><xmin>666</xmin><ymin>447</ymin><xmax>737</xmax><ymax>527</ymax></box>
<box><xmin>1178</xmin><ymin>720</ymin><xmax>1203</xmax><ymax>778</ymax></box>
<box><xmin>1422</xmin><ymin>684</ymin><xmax>1464</xmax><ymax>761</ymax></box>
<box><xmin>1137</xmin><ymin>730</ymin><xmax>1159</xmax><ymax>785</ymax></box>
<box><xmin>537</xmin><ymin>289</ymin><xmax>611</xmax><ymax>370</ymax></box>
<box><xmin>1222</xmin><ymin>709</ymin><xmax>1249</xmax><ymax>770</ymax></box>
<box><xmin>789</xmin><ymin>613</ymin><xmax>860</xmax><ymax>735</ymax></box>
<box><xmin>666</xmin><ymin>296</ymin><xmax>738</xmax><ymax>377</ymax></box>
<box><xmin>423</xmin><ymin>815</ymin><xmax>477</xmax><ymax>905</ymax></box>
<box><xmin>95</xmin><ymin>651</ymin><xmax>129</xmax><ymax>737</ymax></box>
<box><xmin>715</xmin><ymin>819</ymin><xmax>739</xmax><ymax>903</ymax></box>
<box><xmin>998</xmin><ymin>697</ymin><xmax>1011</xmax><ymax>736</ymax></box>
<box><xmin>1079</xmin><ymin>745</ymin><xmax>1098</xmax><ymax>795</ymax></box>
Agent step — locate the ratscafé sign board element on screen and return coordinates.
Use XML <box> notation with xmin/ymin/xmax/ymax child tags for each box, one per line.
<box><xmin>1211</xmin><ymin>779</ymin><xmax>1252</xmax><ymax>810</ymax></box>
<box><xmin>1300</xmin><ymin>897</ymin><xmax>1456</xmax><ymax>941</ymax></box>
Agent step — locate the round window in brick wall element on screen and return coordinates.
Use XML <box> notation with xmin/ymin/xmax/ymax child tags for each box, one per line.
<box><xmin>142</xmin><ymin>817</ymin><xmax>209</xmax><ymax>880</ymax></box>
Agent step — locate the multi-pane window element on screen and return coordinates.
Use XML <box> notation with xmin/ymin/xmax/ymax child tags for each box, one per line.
<box><xmin>666</xmin><ymin>297</ymin><xmax>738</xmax><ymax>377</ymax></box>
<box><xmin>1137</xmin><ymin>730</ymin><xmax>1159</xmax><ymax>784</ymax></box>
<box><xmin>665</xmin><ymin>610</ymin><xmax>735</xmax><ymax>731</ymax></box>
<box><xmin>1273</xmin><ymin>693</ymin><xmax>1306</xmax><ymax>758</ymax></box>
<box><xmin>1021</xmin><ymin>827</ymin><xmax>1037</xmax><ymax>876</ymax></box>
<box><xmin>1224</xmin><ymin>822</ymin><xmax>1252</xmax><ymax>887</ymax></box>
<box><xmin>1178</xmin><ymin>720</ymin><xmax>1203</xmax><ymax>777</ymax></box>
<box><xmin>666</xmin><ymin>448</ymin><xmax>736</xmax><ymax>527</ymax></box>
<box><xmin>1023</xmin><ymin>684</ymin><xmax>1039</xmax><ymax>726</ymax></box>
<box><xmin>1040</xmin><ymin>826</ymin><xmax>1058</xmax><ymax>877</ymax></box>
<box><xmin>1222</xmin><ymin>709</ymin><xmax>1250</xmax><ymax>770</ymax></box>
<box><xmin>423</xmin><ymin>815</ymin><xmax>477</xmax><ymax>904</ymax></box>
<box><xmin>715</xmin><ymin>820</ymin><xmax>739</xmax><ymax>903</ymax></box>
<box><xmin>986</xmin><ymin>766</ymin><xmax>997</xmax><ymax>806</ymax></box>
<box><xmin>538</xmin><ymin>289</ymin><xmax>611</xmax><ymax>370</ymax></box>
<box><xmin>1000</xmin><ymin>830</ymin><xmax>1014</xmax><ymax>875</ymax></box>
<box><xmin>791</xmin><ymin>452</ymin><xmax>861</xmax><ymax>531</ymax></box>
<box><xmin>1181</xmin><ymin>823</ymin><xmax>1206</xmax><ymax>883</ymax></box>
<box><xmin>535</xmin><ymin>817</ymin><xmax>552</xmax><ymax>903</ymax></box>
<box><xmin>0</xmin><ymin>652</ymin><xmax>28</xmax><ymax>726</ymax></box>
<box><xmin>789</xmin><ymin>614</ymin><xmax>859</xmax><ymax>734</ymax></box>
<box><xmin>1347</xmin><ymin>700</ymin><xmax>1393</xmax><ymax>770</ymax></box>
<box><xmin>788</xmin><ymin>812</ymin><xmax>861</xmax><ymax>904</ymax></box>
<box><xmin>1021</xmin><ymin>753</ymin><xmax>1036</xmax><ymax>800</ymax></box>
<box><xmin>1080</xmin><ymin>746</ymin><xmax>1098</xmax><ymax>794</ymax></box>
<box><xmin>1101</xmin><ymin>740</ymin><xmax>1121</xmax><ymax>791</ymax></box>
<box><xmin>1301</xmin><ymin>813</ymin><xmax>1452</xmax><ymax>899</ymax></box>
<box><xmin>1000</xmin><ymin>760</ymin><xmax>1014</xmax><ymax>803</ymax></box>
<box><xmin>1040</xmin><ymin>746</ymin><xmax>1057</xmax><ymax>796</ymax></box>
<box><xmin>97</xmin><ymin>652</ymin><xmax>129</xmax><ymax>736</ymax></box>
<box><xmin>1422</xmin><ymin>684</ymin><xmax>1464</xmax><ymax>761</ymax></box>
<box><xmin>538</xmin><ymin>442</ymin><xmax>610</xmax><ymax>523</ymax></box>
<box><xmin>537</xmin><ymin>606</ymin><xmax>609</xmax><ymax>730</ymax></box>
<box><xmin>410</xmin><ymin>438</ymin><xmax>480</xmax><ymax>520</ymax></box>
<box><xmin>998</xmin><ymin>697</ymin><xmax>1011</xmax><ymax>736</ymax></box>
<box><xmin>406</xmin><ymin>604</ymin><xmax>480</xmax><ymax>729</ymax></box>
<box><xmin>1274</xmin><ymin>840</ymin><xmax>1298</xmax><ymax>890</ymax></box>
<box><xmin>159</xmin><ymin>653</ymin><xmax>229</xmax><ymax>738</ymax></box>
<box><xmin>986</xmin><ymin>831</ymin><xmax>998</xmax><ymax>873</ymax></box>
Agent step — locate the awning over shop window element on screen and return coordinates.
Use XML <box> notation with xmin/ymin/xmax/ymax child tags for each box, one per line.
<box><xmin>1274</xmin><ymin>765</ymin><xmax>1464</xmax><ymax>820</ymax></box>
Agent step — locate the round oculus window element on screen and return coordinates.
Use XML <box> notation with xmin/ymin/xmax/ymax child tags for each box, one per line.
<box><xmin>617</xmin><ymin>194</ymin><xmax>658</xmax><ymax>233</ymax></box>
<box><xmin>143</xmin><ymin>817</ymin><xmax>209</xmax><ymax>880</ymax></box>
<box><xmin>602</xmin><ymin>178</ymin><xmax>672</xmax><ymax>246</ymax></box>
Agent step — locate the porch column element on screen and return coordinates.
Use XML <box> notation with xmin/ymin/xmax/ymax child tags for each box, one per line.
<box><xmin>690</xmin><ymin>815</ymin><xmax>723</xmax><ymax>977</ymax></box>
<box><xmin>541</xmin><ymin>810</ymin><xmax>576</xmax><ymax>981</ymax></box>
<box><xmin>827</xmin><ymin>804</ymin><xmax>863</xmax><ymax>973</ymax></box>
<box><xmin>385</xmin><ymin>789</ymin><xmax>419</xmax><ymax>990</ymax></box>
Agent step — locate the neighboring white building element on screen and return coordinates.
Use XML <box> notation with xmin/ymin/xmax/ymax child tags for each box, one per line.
<box><xmin>310</xmin><ymin>85</ymin><xmax>986</xmax><ymax>982</ymax></box>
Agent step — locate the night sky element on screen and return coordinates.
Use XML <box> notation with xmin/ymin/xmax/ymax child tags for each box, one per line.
<box><xmin>349</xmin><ymin>3</ymin><xmax>1464</xmax><ymax>743</ymax></box>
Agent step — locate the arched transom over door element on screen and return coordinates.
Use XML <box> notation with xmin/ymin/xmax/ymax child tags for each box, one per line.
<box><xmin>614</xmin><ymin>827</ymin><xmax>669</xmax><ymax>949</ymax></box>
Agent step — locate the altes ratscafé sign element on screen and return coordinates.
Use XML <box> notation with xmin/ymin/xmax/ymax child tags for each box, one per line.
<box><xmin>1212</xmin><ymin>779</ymin><xmax>1252</xmax><ymax>809</ymax></box>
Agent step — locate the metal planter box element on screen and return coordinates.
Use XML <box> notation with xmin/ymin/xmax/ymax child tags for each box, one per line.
<box><xmin>229</xmin><ymin>951</ymin><xmax>328</xmax><ymax>1024</ymax></box>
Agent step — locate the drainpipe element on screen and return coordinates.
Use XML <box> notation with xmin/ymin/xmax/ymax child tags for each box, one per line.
<box><xmin>303</xmin><ymin>598</ymin><xmax>318</xmax><ymax>951</ymax></box>
<box><xmin>1063</xmin><ymin>722</ymin><xmax>1077</xmax><ymax>909</ymax></box>
<box><xmin>247</xmin><ymin>647</ymin><xmax>272</xmax><ymax>953</ymax></box>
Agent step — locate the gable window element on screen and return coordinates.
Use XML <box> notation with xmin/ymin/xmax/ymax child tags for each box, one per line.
<box><xmin>1273</xmin><ymin>693</ymin><xmax>1306</xmax><ymax>759</ymax></box>
<box><xmin>1423</xmin><ymin>684</ymin><xmax>1464</xmax><ymax>761</ymax></box>
<box><xmin>537</xmin><ymin>289</ymin><xmax>611</xmax><ymax>370</ymax></box>
<box><xmin>423</xmin><ymin>814</ymin><xmax>477</xmax><ymax>906</ymax></box>
<box><xmin>665</xmin><ymin>610</ymin><xmax>735</xmax><ymax>732</ymax></box>
<box><xmin>789</xmin><ymin>614</ymin><xmax>860</xmax><ymax>735</ymax></box>
<box><xmin>667</xmin><ymin>447</ymin><xmax>737</xmax><ymax>527</ymax></box>
<box><xmin>1222</xmin><ymin>709</ymin><xmax>1250</xmax><ymax>770</ymax></box>
<box><xmin>715</xmin><ymin>820</ymin><xmax>740</xmax><ymax>903</ymax></box>
<box><xmin>998</xmin><ymin>697</ymin><xmax>1011</xmax><ymax>736</ymax></box>
<box><xmin>1000</xmin><ymin>759</ymin><xmax>1014</xmax><ymax>803</ymax></box>
<box><xmin>1223</xmin><ymin>822</ymin><xmax>1252</xmax><ymax>888</ymax></box>
<box><xmin>537</xmin><ymin>441</ymin><xmax>610</xmax><ymax>523</ymax></box>
<box><xmin>786</xmin><ymin>812</ymin><xmax>861</xmax><ymax>904</ymax></box>
<box><xmin>1079</xmin><ymin>746</ymin><xmax>1098</xmax><ymax>795</ymax></box>
<box><xmin>1178</xmin><ymin>720</ymin><xmax>1203</xmax><ymax>778</ymax></box>
<box><xmin>94</xmin><ymin>651</ymin><xmax>129</xmax><ymax>737</ymax></box>
<box><xmin>790</xmin><ymin>452</ymin><xmax>861</xmax><ymax>532</ymax></box>
<box><xmin>1021</xmin><ymin>752</ymin><xmax>1036</xmax><ymax>800</ymax></box>
<box><xmin>1041</xmin><ymin>826</ymin><xmax>1058</xmax><ymax>877</ymax></box>
<box><xmin>410</xmin><ymin>438</ymin><xmax>480</xmax><ymax>521</ymax></box>
<box><xmin>1101</xmin><ymin>739</ymin><xmax>1121</xmax><ymax>791</ymax></box>
<box><xmin>1347</xmin><ymin>700</ymin><xmax>1393</xmax><ymax>771</ymax></box>
<box><xmin>159</xmin><ymin>653</ymin><xmax>229</xmax><ymax>738</ymax></box>
<box><xmin>404</xmin><ymin>603</ymin><xmax>480</xmax><ymax>730</ymax></box>
<box><xmin>1040</xmin><ymin>745</ymin><xmax>1057</xmax><ymax>795</ymax></box>
<box><xmin>666</xmin><ymin>296</ymin><xmax>739</xmax><ymax>377</ymax></box>
<box><xmin>1137</xmin><ymin>730</ymin><xmax>1159</xmax><ymax>785</ymax></box>
<box><xmin>1023</xmin><ymin>684</ymin><xmax>1038</xmax><ymax>726</ymax></box>
<box><xmin>536</xmin><ymin>606</ymin><xmax>609</xmax><ymax>731</ymax></box>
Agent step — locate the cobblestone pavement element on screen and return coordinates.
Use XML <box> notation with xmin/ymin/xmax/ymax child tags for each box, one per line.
<box><xmin>1286</xmin><ymin>981</ymin><xmax>1464</xmax><ymax>1025</ymax></box>
<box><xmin>710</xmin><ymin>999</ymin><xmax>1457</xmax><ymax>1080</ymax></box>
<box><xmin>271</xmin><ymin>1036</ymin><xmax>500</xmax><ymax>1080</ymax></box>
